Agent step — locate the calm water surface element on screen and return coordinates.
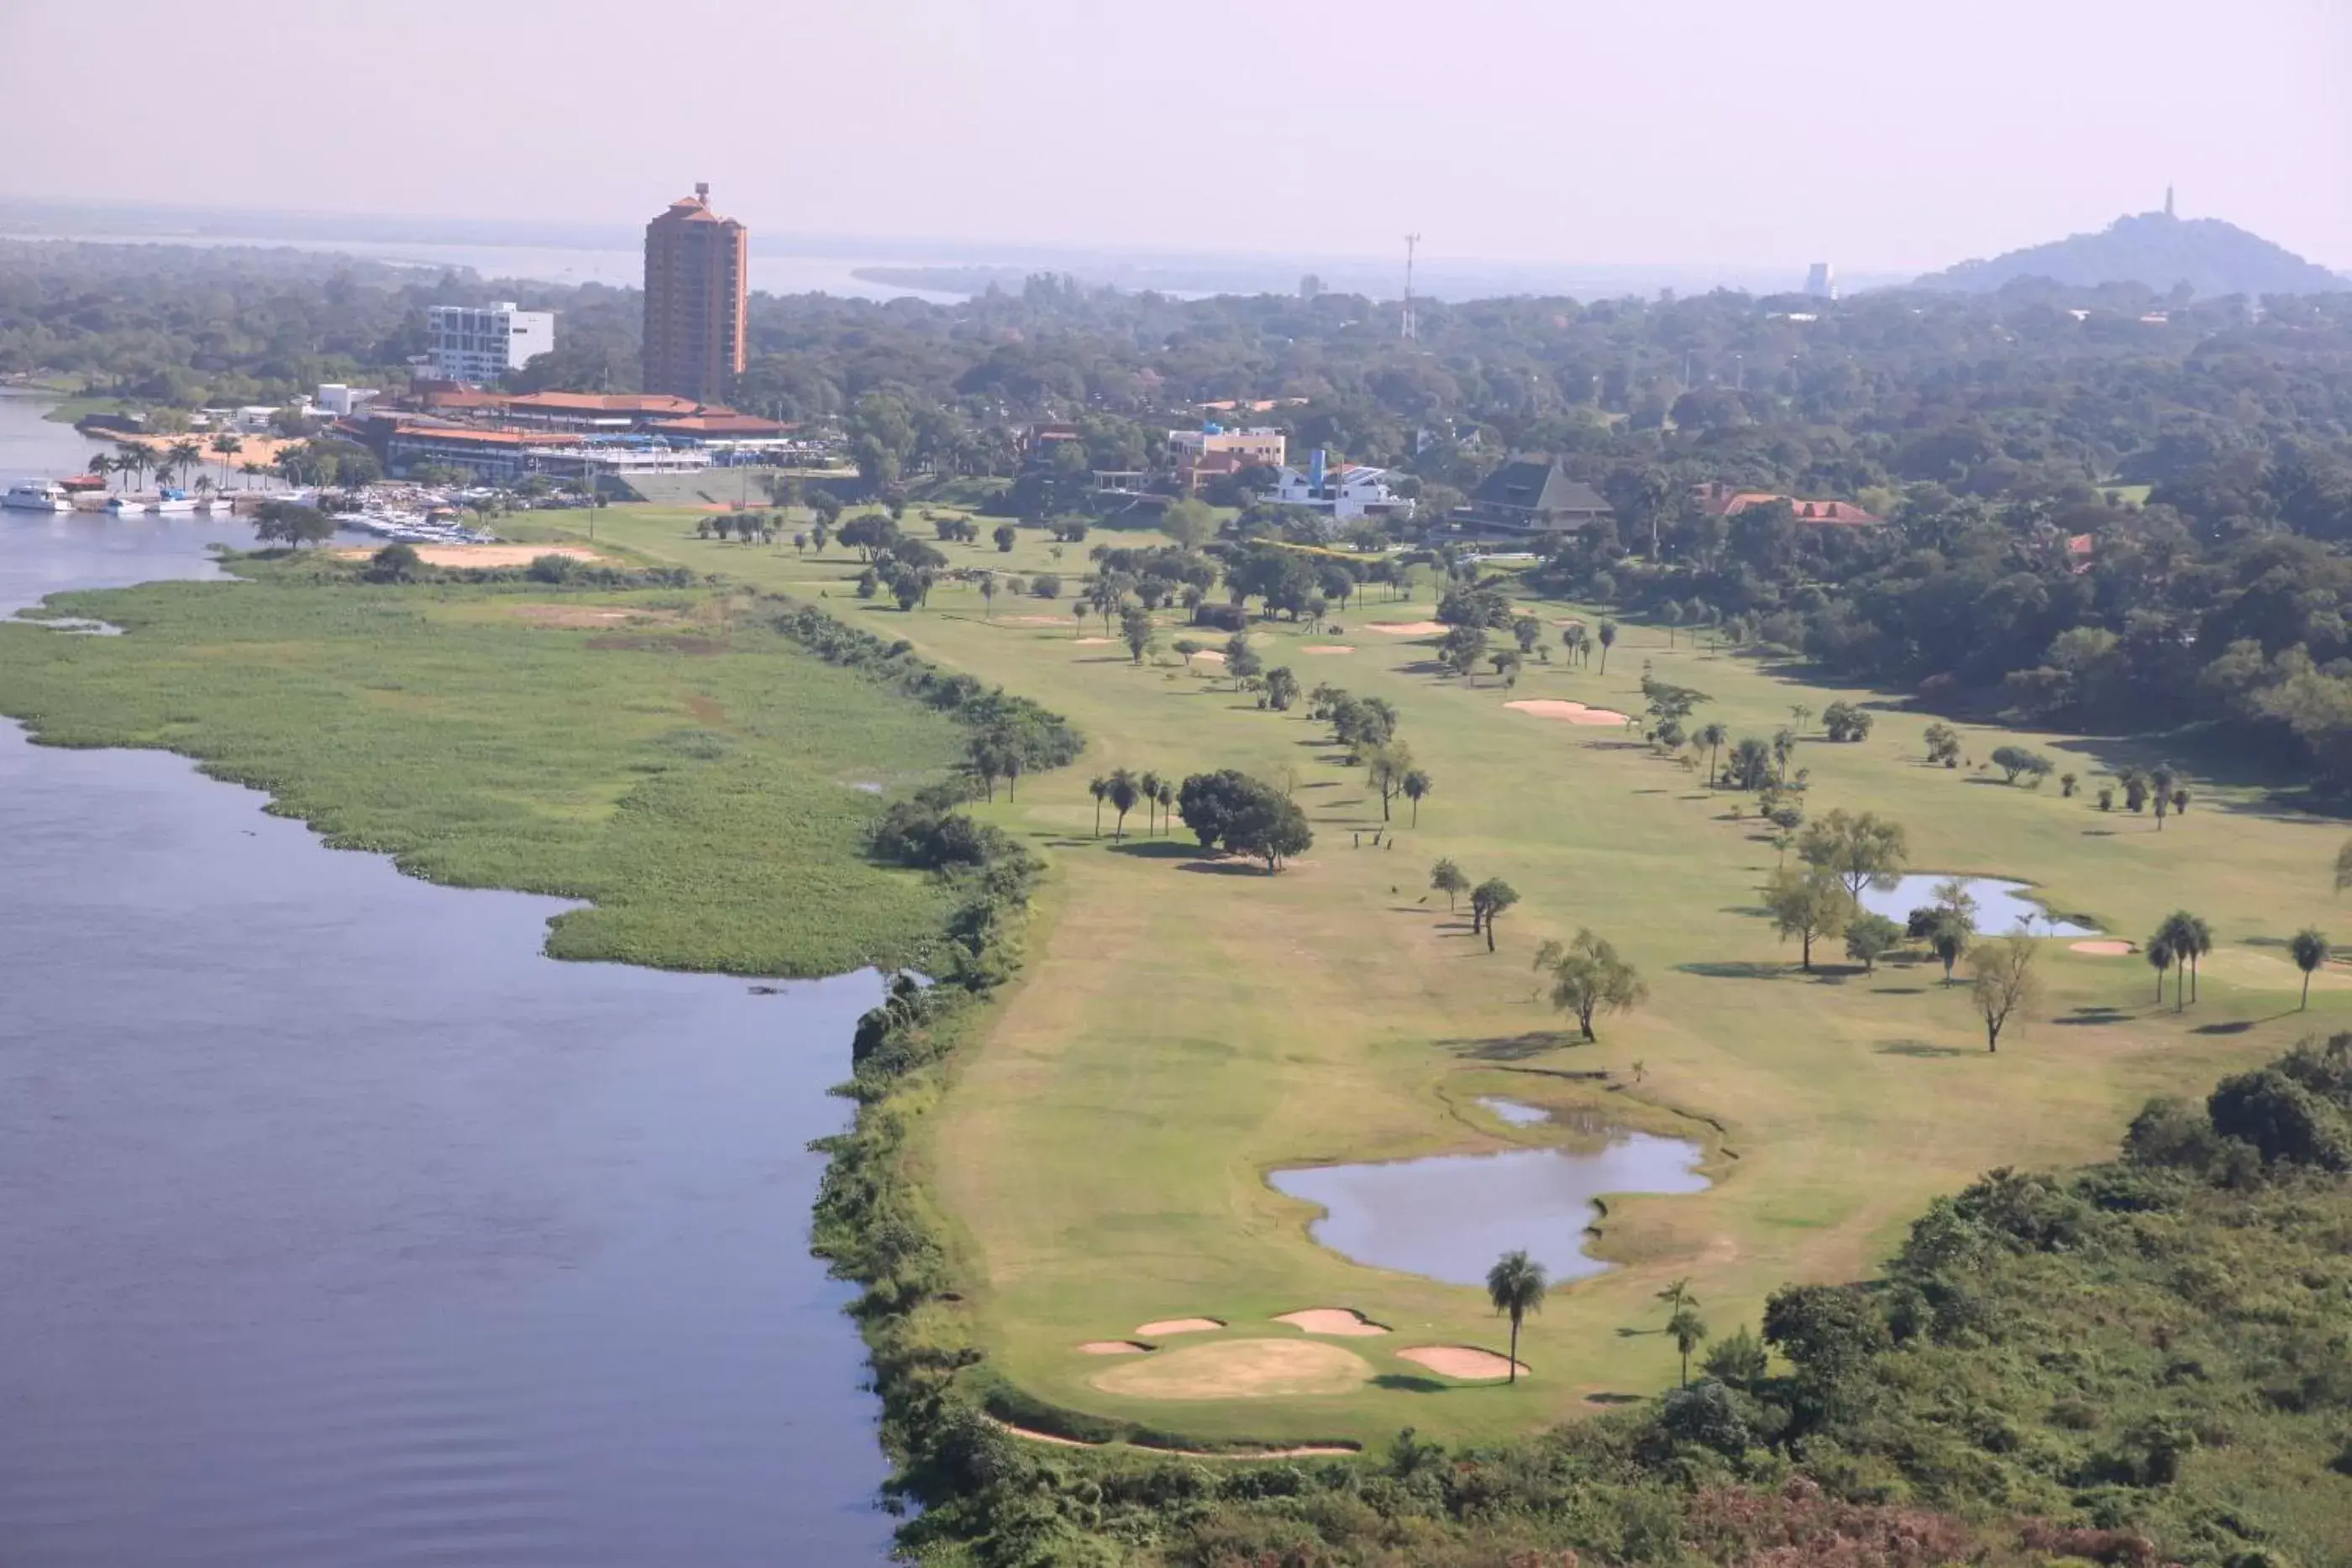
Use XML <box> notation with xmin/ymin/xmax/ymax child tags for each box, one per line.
<box><xmin>0</xmin><ymin>389</ymin><xmax>893</xmax><ymax>1565</ymax></box>
<box><xmin>1269</xmin><ymin>1129</ymin><xmax>1709</xmax><ymax>1287</ymax></box>
<box><xmin>1856</xmin><ymin>873</ymin><xmax>2096</xmax><ymax>936</ymax></box>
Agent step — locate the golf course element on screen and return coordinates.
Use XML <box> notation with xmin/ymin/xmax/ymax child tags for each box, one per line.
<box><xmin>534</xmin><ymin>503</ymin><xmax>2352</xmax><ymax>1449</ymax></box>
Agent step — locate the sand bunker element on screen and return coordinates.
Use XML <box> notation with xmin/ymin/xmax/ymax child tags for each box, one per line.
<box><xmin>1073</xmin><ymin>636</ymin><xmax>1111</xmax><ymax>645</ymax></box>
<box><xmin>1094</xmin><ymin>1339</ymin><xmax>1373</xmax><ymax>1399</ymax></box>
<box><xmin>332</xmin><ymin>543</ymin><xmax>606</xmax><ymax>569</ymax></box>
<box><xmin>998</xmin><ymin>614</ymin><xmax>1073</xmax><ymax>626</ymax></box>
<box><xmin>1365</xmin><ymin>621</ymin><xmax>1448</xmax><ymax>636</ymax></box>
<box><xmin>2070</xmin><ymin>940</ymin><xmax>2134</xmax><ymax>956</ymax></box>
<box><xmin>1079</xmin><ymin>1340</ymin><xmax>1152</xmax><ymax>1356</ymax></box>
<box><xmin>1275</xmin><ymin>1308</ymin><xmax>1389</xmax><ymax>1337</ymax></box>
<box><xmin>1301</xmin><ymin>645</ymin><xmax>1355</xmax><ymax>655</ymax></box>
<box><xmin>1190</xmin><ymin>648</ymin><xmax>1226</xmax><ymax>663</ymax></box>
<box><xmin>1134</xmin><ymin>1317</ymin><xmax>1223</xmax><ymax>1336</ymax></box>
<box><xmin>1397</xmin><ymin>1345</ymin><xmax>1526</xmax><ymax>1381</ymax></box>
<box><xmin>1504</xmin><ymin>699</ymin><xmax>1632</xmax><ymax>726</ymax></box>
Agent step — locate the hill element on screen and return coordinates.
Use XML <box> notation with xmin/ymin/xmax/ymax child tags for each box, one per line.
<box><xmin>1918</xmin><ymin>209</ymin><xmax>2347</xmax><ymax>297</ymax></box>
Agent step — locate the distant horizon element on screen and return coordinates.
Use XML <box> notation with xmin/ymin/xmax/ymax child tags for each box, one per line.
<box><xmin>12</xmin><ymin>194</ymin><xmax>2331</xmax><ymax>304</ymax></box>
<box><xmin>5</xmin><ymin>0</ymin><xmax>2344</xmax><ymax>281</ymax></box>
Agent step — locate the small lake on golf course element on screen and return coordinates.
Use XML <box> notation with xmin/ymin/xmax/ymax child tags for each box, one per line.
<box><xmin>1854</xmin><ymin>874</ymin><xmax>2097</xmax><ymax>936</ymax></box>
<box><xmin>1269</xmin><ymin>1111</ymin><xmax>1709</xmax><ymax>1286</ymax></box>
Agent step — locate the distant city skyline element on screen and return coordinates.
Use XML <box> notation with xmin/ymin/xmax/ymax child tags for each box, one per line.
<box><xmin>3</xmin><ymin>0</ymin><xmax>2346</xmax><ymax>275</ymax></box>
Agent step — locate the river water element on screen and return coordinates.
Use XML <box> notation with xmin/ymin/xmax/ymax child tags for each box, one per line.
<box><xmin>0</xmin><ymin>391</ymin><xmax>895</xmax><ymax>1564</ymax></box>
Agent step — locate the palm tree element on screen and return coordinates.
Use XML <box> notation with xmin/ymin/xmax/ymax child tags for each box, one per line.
<box><xmin>1561</xmin><ymin>624</ymin><xmax>1588</xmax><ymax>666</ymax></box>
<box><xmin>88</xmin><ymin>451</ymin><xmax>118</xmax><ymax>489</ymax></box>
<box><xmin>1138</xmin><ymin>771</ymin><xmax>1163</xmax><ymax>835</ymax></box>
<box><xmin>2145</xmin><ymin>936</ymin><xmax>2173</xmax><ymax>1004</ymax></box>
<box><xmin>1484</xmin><ymin>1250</ymin><xmax>1547</xmax><ymax>1385</ymax></box>
<box><xmin>1597</xmin><ymin>619</ymin><xmax>1618</xmax><ymax>674</ymax></box>
<box><xmin>210</xmin><ymin>433</ymin><xmax>244</xmax><ymax>485</ymax></box>
<box><xmin>1402</xmin><ymin>768</ymin><xmax>1431</xmax><ymax>826</ymax></box>
<box><xmin>2335</xmin><ymin>839</ymin><xmax>2352</xmax><ymax>897</ymax></box>
<box><xmin>1696</xmin><ymin>721</ymin><xmax>1727</xmax><ymax>789</ymax></box>
<box><xmin>1666</xmin><ymin>1306</ymin><xmax>1709</xmax><ymax>1387</ymax></box>
<box><xmin>1155</xmin><ymin>778</ymin><xmax>1174</xmax><ymax>832</ymax></box>
<box><xmin>165</xmin><ymin>438</ymin><xmax>203</xmax><ymax>489</ymax></box>
<box><xmin>1089</xmin><ymin>775</ymin><xmax>1109</xmax><ymax>836</ymax></box>
<box><xmin>2292</xmin><ymin>927</ymin><xmax>2330</xmax><ymax>1009</ymax></box>
<box><xmin>1772</xmin><ymin>726</ymin><xmax>1798</xmax><ymax>786</ymax></box>
<box><xmin>979</xmin><ymin>574</ymin><xmax>998</xmax><ymax>618</ymax></box>
<box><xmin>113</xmin><ymin>442</ymin><xmax>151</xmax><ymax>493</ymax></box>
<box><xmin>1656</xmin><ymin>1277</ymin><xmax>1698</xmax><ymax>1314</ymax></box>
<box><xmin>2149</xmin><ymin>765</ymin><xmax>2176</xmax><ymax>832</ymax></box>
<box><xmin>1107</xmin><ymin>768</ymin><xmax>1140</xmax><ymax>839</ymax></box>
<box><xmin>1789</xmin><ymin>704</ymin><xmax>1814</xmax><ymax>736</ymax></box>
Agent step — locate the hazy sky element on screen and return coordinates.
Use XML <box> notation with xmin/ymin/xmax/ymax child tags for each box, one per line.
<box><xmin>6</xmin><ymin>0</ymin><xmax>2347</xmax><ymax>272</ymax></box>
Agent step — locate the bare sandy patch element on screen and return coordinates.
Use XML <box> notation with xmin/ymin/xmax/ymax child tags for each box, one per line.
<box><xmin>1190</xmin><ymin>648</ymin><xmax>1226</xmax><ymax>663</ymax></box>
<box><xmin>1134</xmin><ymin>1317</ymin><xmax>1223</xmax><ymax>1336</ymax></box>
<box><xmin>1094</xmin><ymin>1339</ymin><xmax>1373</xmax><ymax>1399</ymax></box>
<box><xmin>1504</xmin><ymin>699</ymin><xmax>1632</xmax><ymax>726</ymax></box>
<box><xmin>1364</xmin><ymin>621</ymin><xmax>1447</xmax><ymax>636</ymax></box>
<box><xmin>994</xmin><ymin>1420</ymin><xmax>1095</xmax><ymax>1447</ymax></box>
<box><xmin>331</xmin><ymin>543</ymin><xmax>606</xmax><ymax>569</ymax></box>
<box><xmin>1079</xmin><ymin>1340</ymin><xmax>1152</xmax><ymax>1356</ymax></box>
<box><xmin>1275</xmin><ymin>1308</ymin><xmax>1389</xmax><ymax>1337</ymax></box>
<box><xmin>1073</xmin><ymin>636</ymin><xmax>1112</xmax><ymax>645</ymax></box>
<box><xmin>2070</xmin><ymin>940</ymin><xmax>2134</xmax><ymax>957</ymax></box>
<box><xmin>999</xmin><ymin>614</ymin><xmax>1074</xmax><ymax>626</ymax></box>
<box><xmin>501</xmin><ymin>601</ymin><xmax>679</xmax><ymax>630</ymax></box>
<box><xmin>1301</xmin><ymin>645</ymin><xmax>1355</xmax><ymax>655</ymax></box>
<box><xmin>1398</xmin><ymin>1345</ymin><xmax>1525</xmax><ymax>1381</ymax></box>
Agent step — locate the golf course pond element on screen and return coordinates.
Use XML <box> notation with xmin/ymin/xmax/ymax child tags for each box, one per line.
<box><xmin>1855</xmin><ymin>873</ymin><xmax>2097</xmax><ymax>937</ymax></box>
<box><xmin>1269</xmin><ymin>1107</ymin><xmax>1709</xmax><ymax>1287</ymax></box>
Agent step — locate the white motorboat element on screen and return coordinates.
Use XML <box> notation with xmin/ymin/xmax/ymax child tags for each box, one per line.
<box><xmin>152</xmin><ymin>488</ymin><xmax>200</xmax><ymax>514</ymax></box>
<box><xmin>3</xmin><ymin>480</ymin><xmax>72</xmax><ymax>511</ymax></box>
<box><xmin>104</xmin><ymin>494</ymin><xmax>150</xmax><ymax>514</ymax></box>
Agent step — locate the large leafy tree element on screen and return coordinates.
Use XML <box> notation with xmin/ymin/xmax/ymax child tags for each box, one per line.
<box><xmin>1535</xmin><ymin>929</ymin><xmax>1648</xmax><ymax>1040</ymax></box>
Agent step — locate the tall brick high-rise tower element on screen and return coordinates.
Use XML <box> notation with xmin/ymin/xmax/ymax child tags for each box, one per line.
<box><xmin>642</xmin><ymin>183</ymin><xmax>747</xmax><ymax>404</ymax></box>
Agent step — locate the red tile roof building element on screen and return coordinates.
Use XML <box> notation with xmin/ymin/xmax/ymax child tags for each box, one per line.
<box><xmin>1693</xmin><ymin>481</ymin><xmax>1882</xmax><ymax>527</ymax></box>
<box><xmin>643</xmin><ymin>183</ymin><xmax>748</xmax><ymax>406</ymax></box>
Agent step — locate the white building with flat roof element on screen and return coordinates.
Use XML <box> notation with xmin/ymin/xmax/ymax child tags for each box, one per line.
<box><xmin>427</xmin><ymin>302</ymin><xmax>555</xmax><ymax>386</ymax></box>
<box><xmin>1272</xmin><ymin>450</ymin><xmax>1412</xmax><ymax>524</ymax></box>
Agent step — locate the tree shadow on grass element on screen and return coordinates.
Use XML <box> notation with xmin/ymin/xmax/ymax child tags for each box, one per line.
<box><xmin>1441</xmin><ymin>1030</ymin><xmax>1584</xmax><ymax>1061</ymax></box>
<box><xmin>1877</xmin><ymin>1039</ymin><xmax>1969</xmax><ymax>1057</ymax></box>
<box><xmin>1719</xmin><ymin>905</ymin><xmax>1772</xmax><ymax>918</ymax></box>
<box><xmin>1110</xmin><ymin>840</ymin><xmax>1197</xmax><ymax>859</ymax></box>
<box><xmin>2192</xmin><ymin>1020</ymin><xmax>2259</xmax><ymax>1036</ymax></box>
<box><xmin>1372</xmin><ymin>1374</ymin><xmax>1451</xmax><ymax>1395</ymax></box>
<box><xmin>1675</xmin><ymin>961</ymin><xmax>1789</xmax><ymax>980</ymax></box>
<box><xmin>1585</xmin><ymin>1392</ymin><xmax>1646</xmax><ymax>1406</ymax></box>
<box><xmin>1177</xmin><ymin>859</ymin><xmax>1279</xmax><ymax>877</ymax></box>
<box><xmin>2054</xmin><ymin>1006</ymin><xmax>2133</xmax><ymax>1027</ymax></box>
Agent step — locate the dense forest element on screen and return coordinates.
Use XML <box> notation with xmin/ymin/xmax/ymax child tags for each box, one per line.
<box><xmin>9</xmin><ymin>241</ymin><xmax>2352</xmax><ymax>789</ymax></box>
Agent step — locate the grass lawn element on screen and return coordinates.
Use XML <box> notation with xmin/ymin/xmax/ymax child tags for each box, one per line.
<box><xmin>0</xmin><ymin>565</ymin><xmax>969</xmax><ymax>977</ymax></box>
<box><xmin>551</xmin><ymin>503</ymin><xmax>2352</xmax><ymax>1448</ymax></box>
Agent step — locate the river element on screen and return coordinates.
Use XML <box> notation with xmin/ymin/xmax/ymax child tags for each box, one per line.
<box><xmin>0</xmin><ymin>391</ymin><xmax>895</xmax><ymax>1564</ymax></box>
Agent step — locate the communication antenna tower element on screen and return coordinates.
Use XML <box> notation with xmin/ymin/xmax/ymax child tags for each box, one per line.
<box><xmin>1400</xmin><ymin>233</ymin><xmax>1420</xmax><ymax>343</ymax></box>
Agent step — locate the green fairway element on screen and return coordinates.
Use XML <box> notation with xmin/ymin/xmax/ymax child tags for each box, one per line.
<box><xmin>551</xmin><ymin>503</ymin><xmax>2352</xmax><ymax>1448</ymax></box>
<box><xmin>0</xmin><ymin>564</ymin><xmax>969</xmax><ymax>977</ymax></box>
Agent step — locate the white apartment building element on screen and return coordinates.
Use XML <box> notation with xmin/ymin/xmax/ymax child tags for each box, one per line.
<box><xmin>426</xmin><ymin>302</ymin><xmax>555</xmax><ymax>386</ymax></box>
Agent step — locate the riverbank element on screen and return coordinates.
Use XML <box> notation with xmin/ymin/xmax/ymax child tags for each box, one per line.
<box><xmin>0</xmin><ymin>556</ymin><xmax>971</xmax><ymax>977</ymax></box>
